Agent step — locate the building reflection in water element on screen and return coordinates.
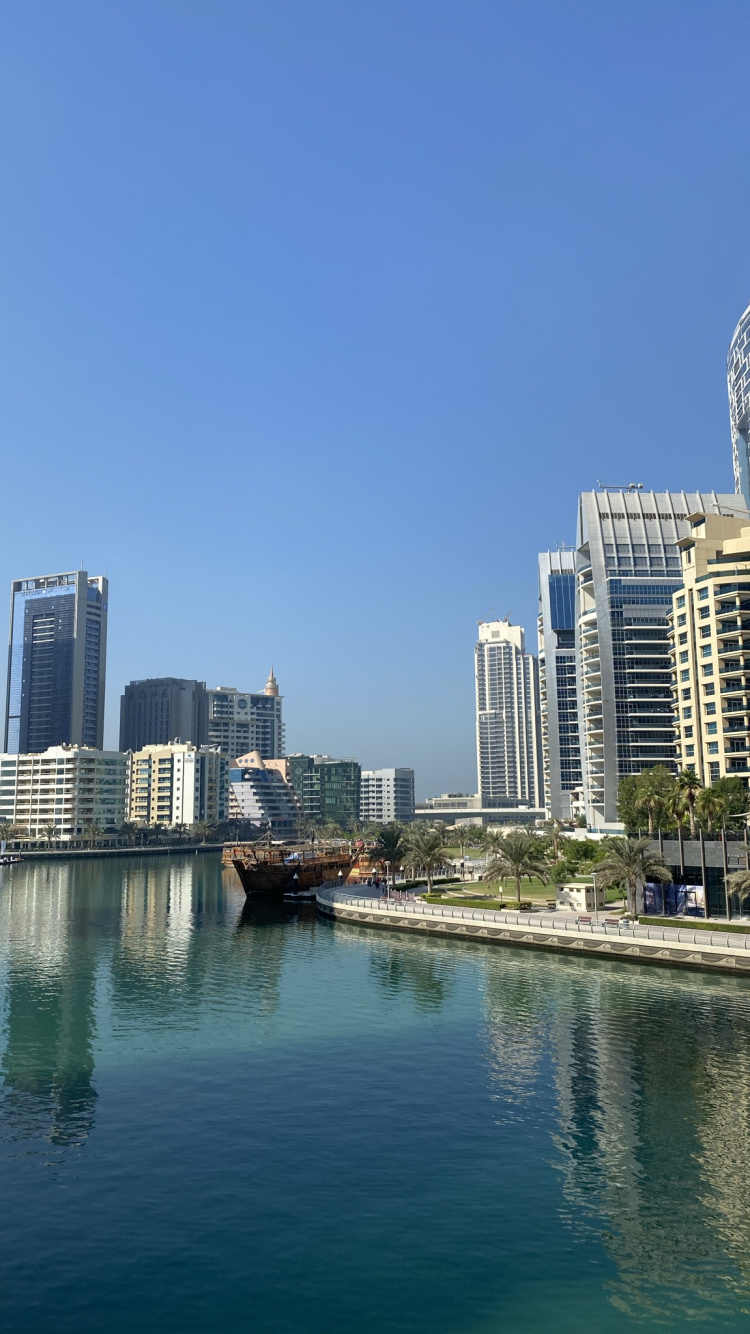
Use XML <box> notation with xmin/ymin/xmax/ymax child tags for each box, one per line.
<box><xmin>482</xmin><ymin>952</ymin><xmax>750</xmax><ymax>1320</ymax></box>
<box><xmin>0</xmin><ymin>862</ymin><xmax>100</xmax><ymax>1148</ymax></box>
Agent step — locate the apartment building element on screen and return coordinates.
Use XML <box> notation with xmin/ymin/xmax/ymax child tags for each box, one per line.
<box><xmin>0</xmin><ymin>745</ymin><xmax>127</xmax><ymax>838</ymax></box>
<box><xmin>669</xmin><ymin>510</ymin><xmax>750</xmax><ymax>784</ymax></box>
<box><xmin>128</xmin><ymin>743</ymin><xmax>229</xmax><ymax>827</ymax></box>
<box><xmin>475</xmin><ymin>619</ymin><xmax>543</xmax><ymax>808</ymax></box>
<box><xmin>359</xmin><ymin>768</ymin><xmax>415</xmax><ymax>824</ymax></box>
<box><xmin>206</xmin><ymin>672</ymin><xmax>284</xmax><ymax>760</ymax></box>
<box><xmin>229</xmin><ymin>751</ymin><xmax>301</xmax><ymax>839</ymax></box>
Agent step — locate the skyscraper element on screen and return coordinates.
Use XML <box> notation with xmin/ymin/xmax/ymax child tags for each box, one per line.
<box><xmin>475</xmin><ymin>619</ymin><xmax>543</xmax><ymax>808</ymax></box>
<box><xmin>119</xmin><ymin>679</ymin><xmax>208</xmax><ymax>752</ymax></box>
<box><xmin>538</xmin><ymin>551</ymin><xmax>582</xmax><ymax>818</ymax></box>
<box><xmin>4</xmin><ymin>570</ymin><xmax>108</xmax><ymax>754</ymax></box>
<box><xmin>575</xmin><ymin>488</ymin><xmax>748</xmax><ymax>830</ymax></box>
<box><xmin>728</xmin><ymin>301</ymin><xmax>750</xmax><ymax>508</ymax></box>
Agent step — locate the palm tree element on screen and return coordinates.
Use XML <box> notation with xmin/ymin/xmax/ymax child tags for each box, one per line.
<box><xmin>192</xmin><ymin>820</ymin><xmax>214</xmax><ymax>844</ymax></box>
<box><xmin>635</xmin><ymin>765</ymin><xmax>677</xmax><ymax>836</ymax></box>
<box><xmin>401</xmin><ymin>825</ymin><xmax>446</xmax><ymax>893</ymax></box>
<box><xmin>83</xmin><ymin>822</ymin><xmax>104</xmax><ymax>848</ymax></box>
<box><xmin>594</xmin><ymin>836</ymin><xmax>672</xmax><ymax>918</ymax></box>
<box><xmin>484</xmin><ymin>830</ymin><xmax>550</xmax><ymax>904</ymax></box>
<box><xmin>43</xmin><ymin>823</ymin><xmax>57</xmax><ymax>848</ymax></box>
<box><xmin>726</xmin><ymin>869</ymin><xmax>750</xmax><ymax>917</ymax></box>
<box><xmin>370</xmin><ymin>822</ymin><xmax>405</xmax><ymax>869</ymax></box>
<box><xmin>119</xmin><ymin>820</ymin><xmax>139</xmax><ymax>846</ymax></box>
<box><xmin>541</xmin><ymin>818</ymin><xmax>565</xmax><ymax>861</ymax></box>
<box><xmin>696</xmin><ymin>785</ymin><xmax>725</xmax><ymax>834</ymax></box>
<box><xmin>677</xmin><ymin>767</ymin><xmax>702</xmax><ymax>838</ymax></box>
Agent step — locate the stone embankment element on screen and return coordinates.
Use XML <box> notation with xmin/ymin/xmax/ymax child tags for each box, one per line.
<box><xmin>316</xmin><ymin>886</ymin><xmax>750</xmax><ymax>976</ymax></box>
<box><xmin>10</xmin><ymin>843</ymin><xmax>224</xmax><ymax>862</ymax></box>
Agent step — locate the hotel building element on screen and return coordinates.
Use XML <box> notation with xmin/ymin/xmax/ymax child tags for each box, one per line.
<box><xmin>0</xmin><ymin>745</ymin><xmax>127</xmax><ymax>838</ymax></box>
<box><xmin>206</xmin><ymin>672</ymin><xmax>284</xmax><ymax>760</ymax></box>
<box><xmin>4</xmin><ymin>571</ymin><xmax>108</xmax><ymax>754</ymax></box>
<box><xmin>575</xmin><ymin>489</ymin><xmax>747</xmax><ymax>830</ymax></box>
<box><xmin>229</xmin><ymin>751</ymin><xmax>301</xmax><ymax>839</ymax></box>
<box><xmin>669</xmin><ymin>510</ymin><xmax>750</xmax><ymax>784</ymax></box>
<box><xmin>728</xmin><ymin>301</ymin><xmax>750</xmax><ymax>509</ymax></box>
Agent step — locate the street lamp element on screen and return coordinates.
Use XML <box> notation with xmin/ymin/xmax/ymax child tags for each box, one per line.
<box><xmin>385</xmin><ymin>861</ymin><xmax>391</xmax><ymax>899</ymax></box>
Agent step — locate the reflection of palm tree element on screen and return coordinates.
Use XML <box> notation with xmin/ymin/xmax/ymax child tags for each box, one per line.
<box><xmin>368</xmin><ymin>934</ymin><xmax>454</xmax><ymax>1014</ymax></box>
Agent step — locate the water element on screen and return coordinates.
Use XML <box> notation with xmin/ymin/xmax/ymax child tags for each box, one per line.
<box><xmin>2</xmin><ymin>856</ymin><xmax>750</xmax><ymax>1332</ymax></box>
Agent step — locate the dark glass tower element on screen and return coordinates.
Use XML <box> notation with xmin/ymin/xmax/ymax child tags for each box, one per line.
<box><xmin>119</xmin><ymin>678</ymin><xmax>208</xmax><ymax>752</ymax></box>
<box><xmin>4</xmin><ymin>571</ymin><xmax>108</xmax><ymax>754</ymax></box>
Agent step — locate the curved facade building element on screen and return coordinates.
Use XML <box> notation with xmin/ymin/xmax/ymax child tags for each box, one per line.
<box><xmin>728</xmin><ymin>301</ymin><xmax>750</xmax><ymax>507</ymax></box>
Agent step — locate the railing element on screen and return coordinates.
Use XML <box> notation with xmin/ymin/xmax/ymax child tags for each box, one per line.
<box><xmin>316</xmin><ymin>886</ymin><xmax>750</xmax><ymax>953</ymax></box>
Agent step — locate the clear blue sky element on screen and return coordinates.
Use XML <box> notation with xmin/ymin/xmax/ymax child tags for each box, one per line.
<box><xmin>1</xmin><ymin>0</ymin><xmax>749</xmax><ymax>797</ymax></box>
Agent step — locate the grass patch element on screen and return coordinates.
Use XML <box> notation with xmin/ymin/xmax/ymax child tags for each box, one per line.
<box><xmin>639</xmin><ymin>915</ymin><xmax>750</xmax><ymax>934</ymax></box>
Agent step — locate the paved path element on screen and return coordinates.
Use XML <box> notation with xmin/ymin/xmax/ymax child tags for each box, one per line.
<box><xmin>316</xmin><ymin>887</ymin><xmax>750</xmax><ymax>976</ymax></box>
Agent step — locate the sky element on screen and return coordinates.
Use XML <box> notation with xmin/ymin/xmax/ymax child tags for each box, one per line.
<box><xmin>1</xmin><ymin>0</ymin><xmax>750</xmax><ymax>798</ymax></box>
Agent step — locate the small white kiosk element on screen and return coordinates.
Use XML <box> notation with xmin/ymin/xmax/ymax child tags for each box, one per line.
<box><xmin>555</xmin><ymin>882</ymin><xmax>606</xmax><ymax>914</ymax></box>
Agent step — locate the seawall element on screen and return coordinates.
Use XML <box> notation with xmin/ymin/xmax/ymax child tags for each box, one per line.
<box><xmin>316</xmin><ymin>887</ymin><xmax>750</xmax><ymax>976</ymax></box>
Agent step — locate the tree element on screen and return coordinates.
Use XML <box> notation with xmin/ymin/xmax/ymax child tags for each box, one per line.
<box><xmin>192</xmin><ymin>820</ymin><xmax>215</xmax><ymax>844</ymax></box>
<box><xmin>370</xmin><ymin>822</ymin><xmax>405</xmax><ymax>871</ymax></box>
<box><xmin>617</xmin><ymin>775</ymin><xmax>641</xmax><ymax>834</ymax></box>
<box><xmin>635</xmin><ymin>766</ymin><xmax>677</xmax><ymax>836</ymax></box>
<box><xmin>401</xmin><ymin>825</ymin><xmax>446</xmax><ymax>893</ymax></box>
<box><xmin>541</xmin><ymin>819</ymin><xmax>566</xmax><ymax>861</ymax></box>
<box><xmin>42</xmin><ymin>823</ymin><xmax>57</xmax><ymax>848</ymax></box>
<box><xmin>83</xmin><ymin>822</ymin><xmax>104</xmax><ymax>848</ymax></box>
<box><xmin>697</xmin><ymin>776</ymin><xmax>749</xmax><ymax>832</ymax></box>
<box><xmin>594</xmin><ymin>836</ymin><xmax>672</xmax><ymax>918</ymax></box>
<box><xmin>173</xmin><ymin>822</ymin><xmax>188</xmax><ymax>844</ymax></box>
<box><xmin>481</xmin><ymin>827</ymin><xmax>509</xmax><ymax>858</ymax></box>
<box><xmin>726</xmin><ymin>869</ymin><xmax>750</xmax><ymax>916</ymax></box>
<box><xmin>119</xmin><ymin>820</ymin><xmax>139</xmax><ymax>846</ymax></box>
<box><xmin>484</xmin><ymin>830</ymin><xmax>550</xmax><ymax>904</ymax></box>
<box><xmin>677</xmin><ymin>768</ymin><xmax>702</xmax><ymax>838</ymax></box>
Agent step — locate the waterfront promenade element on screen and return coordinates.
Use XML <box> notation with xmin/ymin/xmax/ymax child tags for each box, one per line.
<box><xmin>316</xmin><ymin>885</ymin><xmax>750</xmax><ymax>975</ymax></box>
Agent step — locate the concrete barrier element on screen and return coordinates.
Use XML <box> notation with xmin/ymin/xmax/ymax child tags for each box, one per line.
<box><xmin>315</xmin><ymin>886</ymin><xmax>750</xmax><ymax>976</ymax></box>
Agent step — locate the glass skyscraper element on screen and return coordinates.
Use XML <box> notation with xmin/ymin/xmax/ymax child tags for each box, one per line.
<box><xmin>728</xmin><ymin>301</ymin><xmax>750</xmax><ymax>508</ymax></box>
<box><xmin>4</xmin><ymin>571</ymin><xmax>108</xmax><ymax>754</ymax></box>
<box><xmin>538</xmin><ymin>551</ymin><xmax>582</xmax><ymax>818</ymax></box>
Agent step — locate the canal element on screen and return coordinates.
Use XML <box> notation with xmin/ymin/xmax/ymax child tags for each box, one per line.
<box><xmin>1</xmin><ymin>852</ymin><xmax>750</xmax><ymax>1332</ymax></box>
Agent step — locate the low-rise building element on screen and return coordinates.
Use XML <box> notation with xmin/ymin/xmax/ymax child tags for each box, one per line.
<box><xmin>229</xmin><ymin>751</ymin><xmax>301</xmax><ymax>839</ymax></box>
<box><xmin>360</xmin><ymin>768</ymin><xmax>415</xmax><ymax>824</ymax></box>
<box><xmin>128</xmin><ymin>743</ymin><xmax>229</xmax><ymax>827</ymax></box>
<box><xmin>670</xmin><ymin>510</ymin><xmax>750</xmax><ymax>785</ymax></box>
<box><xmin>0</xmin><ymin>745</ymin><xmax>127</xmax><ymax>838</ymax></box>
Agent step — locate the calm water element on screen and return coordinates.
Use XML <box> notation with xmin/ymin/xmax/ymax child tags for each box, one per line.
<box><xmin>2</xmin><ymin>857</ymin><xmax>750</xmax><ymax>1332</ymax></box>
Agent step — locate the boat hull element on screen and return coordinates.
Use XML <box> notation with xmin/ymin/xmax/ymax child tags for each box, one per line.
<box><xmin>231</xmin><ymin>853</ymin><xmax>352</xmax><ymax>897</ymax></box>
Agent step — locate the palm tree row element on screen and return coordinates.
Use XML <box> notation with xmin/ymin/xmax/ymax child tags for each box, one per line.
<box><xmin>619</xmin><ymin>766</ymin><xmax>749</xmax><ymax>837</ymax></box>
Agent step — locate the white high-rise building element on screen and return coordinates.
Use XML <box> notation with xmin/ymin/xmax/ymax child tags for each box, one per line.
<box><xmin>728</xmin><ymin>301</ymin><xmax>750</xmax><ymax>508</ymax></box>
<box><xmin>360</xmin><ymin>768</ymin><xmax>415</xmax><ymax>824</ymax></box>
<box><xmin>475</xmin><ymin>619</ymin><xmax>543</xmax><ymax>809</ymax></box>
<box><xmin>575</xmin><ymin>488</ymin><xmax>748</xmax><ymax>830</ymax></box>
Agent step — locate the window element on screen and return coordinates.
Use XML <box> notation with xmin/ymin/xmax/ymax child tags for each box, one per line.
<box><xmin>703</xmin><ymin>665</ymin><xmax>714</xmax><ymax>676</ymax></box>
<box><xmin>701</xmin><ymin>626</ymin><xmax>711</xmax><ymax>638</ymax></box>
<box><xmin>702</xmin><ymin>645</ymin><xmax>712</xmax><ymax>657</ymax></box>
<box><xmin>705</xmin><ymin>702</ymin><xmax>716</xmax><ymax>715</ymax></box>
<box><xmin>681</xmin><ymin>670</ymin><xmax>690</xmax><ymax>682</ymax></box>
<box><xmin>709</xmin><ymin>762</ymin><xmax>721</xmax><ymax>781</ymax></box>
<box><xmin>679</xmin><ymin>633</ymin><xmax>688</xmax><ymax>645</ymax></box>
<box><xmin>680</xmin><ymin>651</ymin><xmax>689</xmax><ymax>663</ymax></box>
<box><xmin>700</xmin><ymin>607</ymin><xmax>710</xmax><ymax>620</ymax></box>
<box><xmin>684</xmin><ymin>726</ymin><xmax>693</xmax><ymax>738</ymax></box>
<box><xmin>677</xmin><ymin>595</ymin><xmax>685</xmax><ymax>608</ymax></box>
<box><xmin>682</xmin><ymin>688</ymin><xmax>692</xmax><ymax>700</ymax></box>
<box><xmin>708</xmin><ymin>742</ymin><xmax>719</xmax><ymax>755</ymax></box>
<box><xmin>678</xmin><ymin>613</ymin><xmax>687</xmax><ymax>626</ymax></box>
<box><xmin>686</xmin><ymin>745</ymin><xmax>695</xmax><ymax>757</ymax></box>
<box><xmin>707</xmin><ymin>722</ymin><xmax>718</xmax><ymax>735</ymax></box>
<box><xmin>683</xmin><ymin>707</ymin><xmax>692</xmax><ymax>719</ymax></box>
<box><xmin>699</xmin><ymin>588</ymin><xmax>709</xmax><ymax>600</ymax></box>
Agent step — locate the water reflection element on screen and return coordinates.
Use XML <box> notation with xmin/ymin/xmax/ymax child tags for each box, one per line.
<box><xmin>0</xmin><ymin>863</ymin><xmax>100</xmax><ymax>1148</ymax></box>
<box><xmin>481</xmin><ymin>952</ymin><xmax>750</xmax><ymax>1320</ymax></box>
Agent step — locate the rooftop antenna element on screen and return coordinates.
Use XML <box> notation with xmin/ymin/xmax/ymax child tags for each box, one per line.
<box><xmin>597</xmin><ymin>481</ymin><xmax>644</xmax><ymax>492</ymax></box>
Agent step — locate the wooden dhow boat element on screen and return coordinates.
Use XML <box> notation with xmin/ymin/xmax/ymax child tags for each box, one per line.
<box><xmin>223</xmin><ymin>841</ymin><xmax>355</xmax><ymax>897</ymax></box>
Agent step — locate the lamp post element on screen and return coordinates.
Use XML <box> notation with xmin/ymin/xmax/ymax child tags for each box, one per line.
<box><xmin>385</xmin><ymin>861</ymin><xmax>391</xmax><ymax>900</ymax></box>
